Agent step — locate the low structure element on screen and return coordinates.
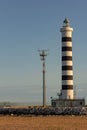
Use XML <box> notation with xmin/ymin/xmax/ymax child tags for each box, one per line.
<box><xmin>51</xmin><ymin>98</ymin><xmax>85</xmax><ymax>107</ymax></box>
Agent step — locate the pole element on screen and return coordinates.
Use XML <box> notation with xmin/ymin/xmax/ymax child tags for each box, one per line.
<box><xmin>43</xmin><ymin>61</ymin><xmax>46</xmax><ymax>107</ymax></box>
<box><xmin>39</xmin><ymin>50</ymin><xmax>48</xmax><ymax>107</ymax></box>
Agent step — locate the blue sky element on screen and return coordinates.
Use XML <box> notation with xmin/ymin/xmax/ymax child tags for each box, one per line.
<box><xmin>0</xmin><ymin>0</ymin><xmax>87</xmax><ymax>104</ymax></box>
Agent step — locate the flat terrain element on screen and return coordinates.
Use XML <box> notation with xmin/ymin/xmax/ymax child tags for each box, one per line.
<box><xmin>0</xmin><ymin>116</ymin><xmax>87</xmax><ymax>130</ymax></box>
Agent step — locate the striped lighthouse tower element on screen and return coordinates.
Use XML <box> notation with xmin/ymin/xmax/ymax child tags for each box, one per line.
<box><xmin>60</xmin><ymin>18</ymin><xmax>74</xmax><ymax>99</ymax></box>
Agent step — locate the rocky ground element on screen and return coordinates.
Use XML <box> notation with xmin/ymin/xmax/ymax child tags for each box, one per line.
<box><xmin>0</xmin><ymin>106</ymin><xmax>87</xmax><ymax>115</ymax></box>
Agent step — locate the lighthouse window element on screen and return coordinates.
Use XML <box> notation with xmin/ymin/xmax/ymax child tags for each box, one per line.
<box><xmin>52</xmin><ymin>101</ymin><xmax>56</xmax><ymax>107</ymax></box>
<box><xmin>80</xmin><ymin>102</ymin><xmax>82</xmax><ymax>105</ymax></box>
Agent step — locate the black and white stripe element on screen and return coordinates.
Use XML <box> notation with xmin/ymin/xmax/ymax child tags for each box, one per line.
<box><xmin>60</xmin><ymin>18</ymin><xmax>74</xmax><ymax>99</ymax></box>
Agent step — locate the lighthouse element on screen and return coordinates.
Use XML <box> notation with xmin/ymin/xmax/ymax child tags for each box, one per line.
<box><xmin>60</xmin><ymin>18</ymin><xmax>74</xmax><ymax>99</ymax></box>
<box><xmin>51</xmin><ymin>18</ymin><xmax>85</xmax><ymax>107</ymax></box>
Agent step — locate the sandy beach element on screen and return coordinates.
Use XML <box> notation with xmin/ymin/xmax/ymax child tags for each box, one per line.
<box><xmin>0</xmin><ymin>116</ymin><xmax>87</xmax><ymax>130</ymax></box>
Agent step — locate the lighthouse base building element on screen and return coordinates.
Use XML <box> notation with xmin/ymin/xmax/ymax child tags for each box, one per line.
<box><xmin>51</xmin><ymin>99</ymin><xmax>85</xmax><ymax>107</ymax></box>
<box><xmin>51</xmin><ymin>18</ymin><xmax>85</xmax><ymax>107</ymax></box>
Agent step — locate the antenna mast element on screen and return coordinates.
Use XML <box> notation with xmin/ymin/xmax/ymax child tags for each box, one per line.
<box><xmin>39</xmin><ymin>50</ymin><xmax>48</xmax><ymax>107</ymax></box>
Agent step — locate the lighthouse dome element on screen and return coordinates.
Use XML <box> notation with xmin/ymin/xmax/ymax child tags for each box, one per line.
<box><xmin>63</xmin><ymin>18</ymin><xmax>70</xmax><ymax>27</ymax></box>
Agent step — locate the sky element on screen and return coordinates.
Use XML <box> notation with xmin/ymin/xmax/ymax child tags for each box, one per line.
<box><xmin>0</xmin><ymin>0</ymin><xmax>87</xmax><ymax>105</ymax></box>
